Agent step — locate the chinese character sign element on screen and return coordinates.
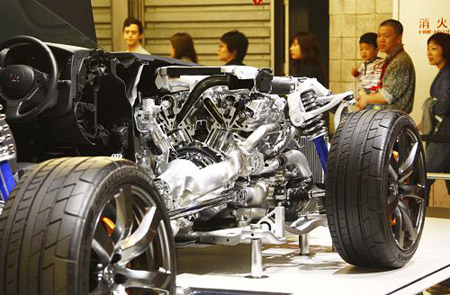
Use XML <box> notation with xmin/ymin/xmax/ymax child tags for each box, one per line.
<box><xmin>437</xmin><ymin>17</ymin><xmax>448</xmax><ymax>29</ymax></box>
<box><xmin>418</xmin><ymin>16</ymin><xmax>450</xmax><ymax>34</ymax></box>
<box><xmin>419</xmin><ymin>18</ymin><xmax>429</xmax><ymax>29</ymax></box>
<box><xmin>399</xmin><ymin>0</ymin><xmax>450</xmax><ymax>123</ymax></box>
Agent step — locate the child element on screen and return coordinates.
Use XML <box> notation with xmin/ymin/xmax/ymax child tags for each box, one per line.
<box><xmin>351</xmin><ymin>32</ymin><xmax>384</xmax><ymax>109</ymax></box>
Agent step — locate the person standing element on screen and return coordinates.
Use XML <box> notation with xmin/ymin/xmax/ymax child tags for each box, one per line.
<box><xmin>218</xmin><ymin>30</ymin><xmax>248</xmax><ymax>66</ymax></box>
<box><xmin>423</xmin><ymin>33</ymin><xmax>450</xmax><ymax>194</ymax></box>
<box><xmin>290</xmin><ymin>31</ymin><xmax>328</xmax><ymax>129</ymax></box>
<box><xmin>170</xmin><ymin>32</ymin><xmax>198</xmax><ymax>63</ymax></box>
<box><xmin>123</xmin><ymin>17</ymin><xmax>150</xmax><ymax>54</ymax></box>
<box><xmin>357</xmin><ymin>20</ymin><xmax>415</xmax><ymax>113</ymax></box>
<box><xmin>289</xmin><ymin>32</ymin><xmax>326</xmax><ymax>86</ymax></box>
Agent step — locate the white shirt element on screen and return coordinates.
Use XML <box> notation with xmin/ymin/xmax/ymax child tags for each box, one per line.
<box><xmin>129</xmin><ymin>44</ymin><xmax>150</xmax><ymax>55</ymax></box>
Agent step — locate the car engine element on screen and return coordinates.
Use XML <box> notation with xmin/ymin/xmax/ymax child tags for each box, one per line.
<box><xmin>133</xmin><ymin>65</ymin><xmax>353</xmax><ymax>243</ymax></box>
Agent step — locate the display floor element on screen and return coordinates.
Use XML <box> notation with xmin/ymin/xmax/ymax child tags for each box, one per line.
<box><xmin>175</xmin><ymin>217</ymin><xmax>450</xmax><ymax>295</ymax></box>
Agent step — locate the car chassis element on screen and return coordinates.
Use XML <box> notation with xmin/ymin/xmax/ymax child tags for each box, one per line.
<box><xmin>0</xmin><ymin>34</ymin><xmax>428</xmax><ymax>294</ymax></box>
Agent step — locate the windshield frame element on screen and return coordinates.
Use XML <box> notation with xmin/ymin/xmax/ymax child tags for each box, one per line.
<box><xmin>0</xmin><ymin>0</ymin><xmax>98</xmax><ymax>49</ymax></box>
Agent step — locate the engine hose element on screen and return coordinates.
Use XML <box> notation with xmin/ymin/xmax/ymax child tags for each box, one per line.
<box><xmin>175</xmin><ymin>74</ymin><xmax>253</xmax><ymax>127</ymax></box>
<box><xmin>313</xmin><ymin>136</ymin><xmax>329</xmax><ymax>172</ymax></box>
<box><xmin>175</xmin><ymin>74</ymin><xmax>230</xmax><ymax>127</ymax></box>
<box><xmin>204</xmin><ymin>97</ymin><xmax>226</xmax><ymax>128</ymax></box>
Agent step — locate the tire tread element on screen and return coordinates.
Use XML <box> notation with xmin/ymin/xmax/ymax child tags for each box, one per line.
<box><xmin>0</xmin><ymin>157</ymin><xmax>135</xmax><ymax>294</ymax></box>
<box><xmin>326</xmin><ymin>110</ymin><xmax>424</xmax><ymax>268</ymax></box>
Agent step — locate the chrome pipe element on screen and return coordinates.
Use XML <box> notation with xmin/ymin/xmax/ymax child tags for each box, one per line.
<box><xmin>168</xmin><ymin>192</ymin><xmax>234</xmax><ymax>220</ymax></box>
<box><xmin>299</xmin><ymin>234</ymin><xmax>310</xmax><ymax>255</ymax></box>
<box><xmin>242</xmin><ymin>123</ymin><xmax>280</xmax><ymax>151</ymax></box>
<box><xmin>159</xmin><ymin>123</ymin><xmax>283</xmax><ymax>206</ymax></box>
<box><xmin>250</xmin><ymin>238</ymin><xmax>263</xmax><ymax>278</ymax></box>
<box><xmin>283</xmin><ymin>150</ymin><xmax>312</xmax><ymax>178</ymax></box>
<box><xmin>270</xmin><ymin>126</ymin><xmax>299</xmax><ymax>155</ymax></box>
<box><xmin>256</xmin><ymin>150</ymin><xmax>312</xmax><ymax>178</ymax></box>
<box><xmin>244</xmin><ymin>182</ymin><xmax>269</xmax><ymax>207</ymax></box>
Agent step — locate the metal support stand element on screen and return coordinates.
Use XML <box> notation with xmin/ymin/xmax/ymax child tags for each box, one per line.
<box><xmin>250</xmin><ymin>238</ymin><xmax>263</xmax><ymax>278</ymax></box>
<box><xmin>176</xmin><ymin>286</ymin><xmax>192</xmax><ymax>295</ymax></box>
<box><xmin>299</xmin><ymin>233</ymin><xmax>310</xmax><ymax>255</ymax></box>
<box><xmin>257</xmin><ymin>205</ymin><xmax>285</xmax><ymax>238</ymax></box>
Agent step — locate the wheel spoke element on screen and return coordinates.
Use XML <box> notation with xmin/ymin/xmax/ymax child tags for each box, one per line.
<box><xmin>113</xmin><ymin>185</ymin><xmax>134</xmax><ymax>242</ymax></box>
<box><xmin>400</xmin><ymin>193</ymin><xmax>424</xmax><ymax>203</ymax></box>
<box><xmin>402</xmin><ymin>195</ymin><xmax>424</xmax><ymax>203</ymax></box>
<box><xmin>89</xmin><ymin>281</ymin><xmax>111</xmax><ymax>295</ymax></box>
<box><xmin>398</xmin><ymin>201</ymin><xmax>417</xmax><ymax>241</ymax></box>
<box><xmin>389</xmin><ymin>163</ymin><xmax>399</xmax><ymax>182</ymax></box>
<box><xmin>393</xmin><ymin>207</ymin><xmax>404</xmax><ymax>248</ymax></box>
<box><xmin>93</xmin><ymin>224</ymin><xmax>114</xmax><ymax>261</ymax></box>
<box><xmin>398</xmin><ymin>142</ymin><xmax>419</xmax><ymax>182</ymax></box>
<box><xmin>398</xmin><ymin>170</ymin><xmax>414</xmax><ymax>184</ymax></box>
<box><xmin>400</xmin><ymin>184</ymin><xmax>425</xmax><ymax>197</ymax></box>
<box><xmin>396</xmin><ymin>131</ymin><xmax>410</xmax><ymax>164</ymax></box>
<box><xmin>118</xmin><ymin>267</ymin><xmax>171</xmax><ymax>293</ymax></box>
<box><xmin>115</xmin><ymin>206</ymin><xmax>162</xmax><ymax>265</ymax></box>
<box><xmin>92</xmin><ymin>240</ymin><xmax>111</xmax><ymax>266</ymax></box>
<box><xmin>110</xmin><ymin>284</ymin><xmax>127</xmax><ymax>295</ymax></box>
<box><xmin>387</xmin><ymin>193</ymin><xmax>398</xmax><ymax>216</ymax></box>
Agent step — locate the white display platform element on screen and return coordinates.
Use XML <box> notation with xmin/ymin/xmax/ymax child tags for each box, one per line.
<box><xmin>175</xmin><ymin>217</ymin><xmax>450</xmax><ymax>295</ymax></box>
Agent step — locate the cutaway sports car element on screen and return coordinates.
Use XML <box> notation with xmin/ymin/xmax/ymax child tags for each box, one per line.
<box><xmin>0</xmin><ymin>1</ymin><xmax>428</xmax><ymax>294</ymax></box>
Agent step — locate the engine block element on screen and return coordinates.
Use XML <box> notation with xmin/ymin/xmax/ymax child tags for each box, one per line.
<box><xmin>135</xmin><ymin>66</ymin><xmax>353</xmax><ymax>235</ymax></box>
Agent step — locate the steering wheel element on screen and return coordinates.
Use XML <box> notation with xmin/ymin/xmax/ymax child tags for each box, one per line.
<box><xmin>0</xmin><ymin>35</ymin><xmax>58</xmax><ymax>122</ymax></box>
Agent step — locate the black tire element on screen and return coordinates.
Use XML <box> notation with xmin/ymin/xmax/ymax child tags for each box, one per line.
<box><xmin>0</xmin><ymin>157</ymin><xmax>175</xmax><ymax>294</ymax></box>
<box><xmin>326</xmin><ymin>110</ymin><xmax>427</xmax><ymax>268</ymax></box>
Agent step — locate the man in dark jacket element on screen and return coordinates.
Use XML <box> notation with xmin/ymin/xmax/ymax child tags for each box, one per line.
<box><xmin>218</xmin><ymin>30</ymin><xmax>248</xmax><ymax>66</ymax></box>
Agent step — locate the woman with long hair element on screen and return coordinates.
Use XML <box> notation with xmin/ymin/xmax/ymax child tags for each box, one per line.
<box><xmin>170</xmin><ymin>32</ymin><xmax>198</xmax><ymax>63</ymax></box>
<box><xmin>424</xmin><ymin>32</ymin><xmax>450</xmax><ymax>194</ymax></box>
<box><xmin>289</xmin><ymin>31</ymin><xmax>325</xmax><ymax>85</ymax></box>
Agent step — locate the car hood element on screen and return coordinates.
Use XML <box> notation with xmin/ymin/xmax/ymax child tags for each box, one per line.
<box><xmin>0</xmin><ymin>0</ymin><xmax>97</xmax><ymax>48</ymax></box>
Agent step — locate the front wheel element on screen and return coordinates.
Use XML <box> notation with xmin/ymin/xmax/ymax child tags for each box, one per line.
<box><xmin>326</xmin><ymin>110</ymin><xmax>427</xmax><ymax>268</ymax></box>
<box><xmin>0</xmin><ymin>157</ymin><xmax>175</xmax><ymax>294</ymax></box>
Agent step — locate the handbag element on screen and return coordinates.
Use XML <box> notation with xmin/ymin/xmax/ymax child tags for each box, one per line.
<box><xmin>421</xmin><ymin>97</ymin><xmax>443</xmax><ymax>135</ymax></box>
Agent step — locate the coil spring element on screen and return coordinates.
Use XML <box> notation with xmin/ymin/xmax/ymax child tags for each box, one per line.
<box><xmin>300</xmin><ymin>90</ymin><xmax>328</xmax><ymax>139</ymax></box>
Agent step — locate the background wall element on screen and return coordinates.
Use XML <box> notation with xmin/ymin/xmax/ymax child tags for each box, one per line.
<box><xmin>396</xmin><ymin>0</ymin><xmax>450</xmax><ymax>123</ymax></box>
<box><xmin>92</xmin><ymin>0</ymin><xmax>113</xmax><ymax>51</ymax></box>
<box><xmin>328</xmin><ymin>0</ymin><xmax>392</xmax><ymax>96</ymax></box>
<box><xmin>143</xmin><ymin>0</ymin><xmax>273</xmax><ymax>68</ymax></box>
<box><xmin>92</xmin><ymin>0</ymin><xmax>395</xmax><ymax>87</ymax></box>
<box><xmin>90</xmin><ymin>0</ymin><xmax>450</xmax><ymax>207</ymax></box>
<box><xmin>395</xmin><ymin>0</ymin><xmax>450</xmax><ymax>207</ymax></box>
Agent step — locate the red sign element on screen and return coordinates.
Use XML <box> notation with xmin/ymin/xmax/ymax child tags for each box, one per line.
<box><xmin>252</xmin><ymin>0</ymin><xmax>263</xmax><ymax>5</ymax></box>
<box><xmin>419</xmin><ymin>18</ymin><xmax>430</xmax><ymax>29</ymax></box>
<box><xmin>437</xmin><ymin>17</ymin><xmax>448</xmax><ymax>28</ymax></box>
<box><xmin>418</xmin><ymin>17</ymin><xmax>450</xmax><ymax>34</ymax></box>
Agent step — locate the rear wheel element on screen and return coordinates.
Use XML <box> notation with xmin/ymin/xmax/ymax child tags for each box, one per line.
<box><xmin>0</xmin><ymin>157</ymin><xmax>175</xmax><ymax>294</ymax></box>
<box><xmin>326</xmin><ymin>110</ymin><xmax>427</xmax><ymax>268</ymax></box>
